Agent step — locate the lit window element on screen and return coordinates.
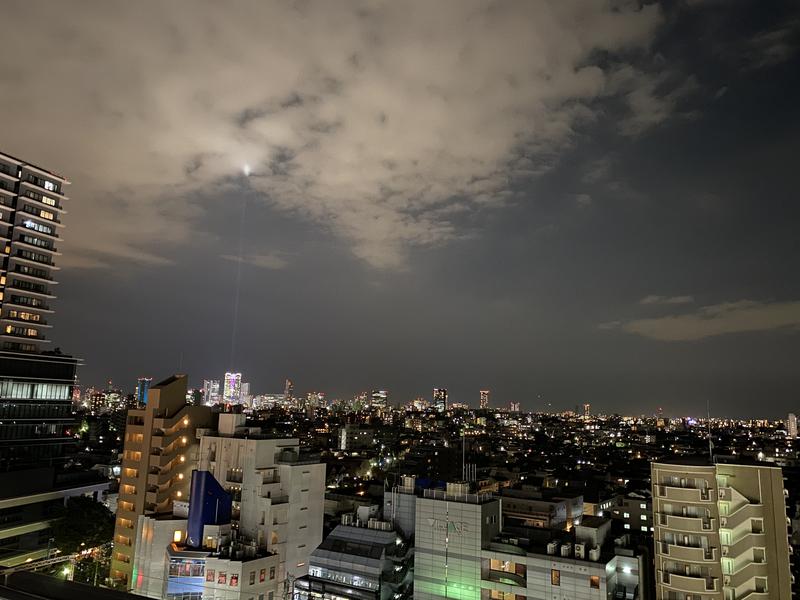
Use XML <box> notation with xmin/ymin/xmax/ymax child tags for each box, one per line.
<box><xmin>623</xmin><ymin>512</ymin><xmax>630</xmax><ymax>518</ymax></box>
<box><xmin>624</xmin><ymin>524</ymin><xmax>630</xmax><ymax>529</ymax></box>
<box><xmin>173</xmin><ymin>530</ymin><xmax>182</xmax><ymax>543</ymax></box>
<box><xmin>640</xmin><ymin>515</ymin><xmax>647</xmax><ymax>521</ymax></box>
<box><xmin>551</xmin><ymin>569</ymin><xmax>560</xmax><ymax>586</ymax></box>
<box><xmin>641</xmin><ymin>526</ymin><xmax>647</xmax><ymax>532</ymax></box>
<box><xmin>589</xmin><ymin>575</ymin><xmax>600</xmax><ymax>589</ymax></box>
<box><xmin>640</xmin><ymin>503</ymin><xmax>646</xmax><ymax>509</ymax></box>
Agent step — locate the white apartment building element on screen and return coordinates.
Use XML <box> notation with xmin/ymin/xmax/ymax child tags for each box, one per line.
<box><xmin>199</xmin><ymin>413</ymin><xmax>326</xmax><ymax>581</ymax></box>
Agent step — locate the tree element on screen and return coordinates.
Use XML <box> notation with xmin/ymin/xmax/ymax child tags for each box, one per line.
<box><xmin>50</xmin><ymin>496</ymin><xmax>114</xmax><ymax>554</ymax></box>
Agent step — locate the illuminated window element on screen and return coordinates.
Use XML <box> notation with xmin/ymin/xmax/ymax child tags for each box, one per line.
<box><xmin>173</xmin><ymin>530</ymin><xmax>182</xmax><ymax>543</ymax></box>
<box><xmin>40</xmin><ymin>210</ymin><xmax>55</xmax><ymax>221</ymax></box>
<box><xmin>589</xmin><ymin>575</ymin><xmax>600</xmax><ymax>589</ymax></box>
<box><xmin>41</xmin><ymin>196</ymin><xmax>56</xmax><ymax>206</ymax></box>
<box><xmin>640</xmin><ymin>515</ymin><xmax>647</xmax><ymax>521</ymax></box>
<box><xmin>551</xmin><ymin>569</ymin><xmax>560</xmax><ymax>586</ymax></box>
<box><xmin>206</xmin><ymin>569</ymin><xmax>215</xmax><ymax>583</ymax></box>
<box><xmin>623</xmin><ymin>512</ymin><xmax>630</xmax><ymax>518</ymax></box>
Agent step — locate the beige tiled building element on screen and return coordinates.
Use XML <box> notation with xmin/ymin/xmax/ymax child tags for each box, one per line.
<box><xmin>652</xmin><ymin>458</ymin><xmax>791</xmax><ymax>600</ymax></box>
<box><xmin>111</xmin><ymin>375</ymin><xmax>214</xmax><ymax>588</ymax></box>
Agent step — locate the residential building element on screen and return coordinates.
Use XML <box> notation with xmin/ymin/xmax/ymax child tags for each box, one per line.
<box><xmin>479</xmin><ymin>390</ymin><xmax>490</xmax><ymax>410</ymax></box>
<box><xmin>652</xmin><ymin>457</ymin><xmax>792</xmax><ymax>600</ymax></box>
<box><xmin>111</xmin><ymin>375</ymin><xmax>215</xmax><ymax>588</ymax></box>
<box><xmin>788</xmin><ymin>413</ymin><xmax>797</xmax><ymax>439</ymax></box>
<box><xmin>338</xmin><ymin>425</ymin><xmax>375</xmax><ymax>452</ymax></box>
<box><xmin>202</xmin><ymin>379</ymin><xmax>220</xmax><ymax>406</ymax></box>
<box><xmin>198</xmin><ymin>412</ymin><xmax>326</xmax><ymax>582</ymax></box>
<box><xmin>0</xmin><ymin>152</ymin><xmax>68</xmax><ymax>354</ymax></box>
<box><xmin>606</xmin><ymin>492</ymin><xmax>653</xmax><ymax>535</ymax></box>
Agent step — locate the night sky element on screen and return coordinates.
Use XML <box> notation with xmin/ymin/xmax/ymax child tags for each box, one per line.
<box><xmin>2</xmin><ymin>1</ymin><xmax>798</xmax><ymax>416</ymax></box>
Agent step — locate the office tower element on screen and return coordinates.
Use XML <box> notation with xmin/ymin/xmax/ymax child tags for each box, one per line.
<box><xmin>0</xmin><ymin>152</ymin><xmax>68</xmax><ymax>354</ymax></box>
<box><xmin>111</xmin><ymin>374</ymin><xmax>215</xmax><ymax>588</ymax></box>
<box><xmin>652</xmin><ymin>458</ymin><xmax>792</xmax><ymax>599</ymax></box>
<box><xmin>284</xmin><ymin>378</ymin><xmax>294</xmax><ymax>404</ymax></box>
<box><xmin>196</xmin><ymin>413</ymin><xmax>326</xmax><ymax>582</ymax></box>
<box><xmin>583</xmin><ymin>402</ymin><xmax>591</xmax><ymax>418</ymax></box>
<box><xmin>509</xmin><ymin>401</ymin><xmax>520</xmax><ymax>412</ymax></box>
<box><xmin>240</xmin><ymin>381</ymin><xmax>251</xmax><ymax>405</ymax></box>
<box><xmin>135</xmin><ymin>377</ymin><xmax>152</xmax><ymax>406</ymax></box>
<box><xmin>789</xmin><ymin>413</ymin><xmax>797</xmax><ymax>439</ymax></box>
<box><xmin>370</xmin><ymin>389</ymin><xmax>388</xmax><ymax>409</ymax></box>
<box><xmin>432</xmin><ymin>388</ymin><xmax>448</xmax><ymax>412</ymax></box>
<box><xmin>202</xmin><ymin>379</ymin><xmax>220</xmax><ymax>405</ymax></box>
<box><xmin>479</xmin><ymin>390</ymin><xmax>489</xmax><ymax>409</ymax></box>
<box><xmin>223</xmin><ymin>372</ymin><xmax>242</xmax><ymax>404</ymax></box>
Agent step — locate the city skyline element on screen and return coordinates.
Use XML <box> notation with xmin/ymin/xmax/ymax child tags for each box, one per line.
<box><xmin>1</xmin><ymin>1</ymin><xmax>799</xmax><ymax>416</ymax></box>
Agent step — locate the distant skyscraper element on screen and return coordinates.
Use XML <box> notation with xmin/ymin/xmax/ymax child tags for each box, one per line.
<box><xmin>284</xmin><ymin>378</ymin><xmax>294</xmax><ymax>404</ymax></box>
<box><xmin>583</xmin><ymin>403</ymin><xmax>591</xmax><ymax>418</ymax></box>
<box><xmin>0</xmin><ymin>152</ymin><xmax>69</xmax><ymax>354</ymax></box>
<box><xmin>202</xmin><ymin>379</ymin><xmax>220</xmax><ymax>405</ymax></box>
<box><xmin>223</xmin><ymin>371</ymin><xmax>242</xmax><ymax>404</ymax></box>
<box><xmin>509</xmin><ymin>401</ymin><xmax>520</xmax><ymax>412</ymax></box>
<box><xmin>433</xmin><ymin>388</ymin><xmax>448</xmax><ymax>412</ymax></box>
<box><xmin>371</xmin><ymin>389</ymin><xmax>388</xmax><ymax>409</ymax></box>
<box><xmin>135</xmin><ymin>376</ymin><xmax>152</xmax><ymax>405</ymax></box>
<box><xmin>788</xmin><ymin>413</ymin><xmax>797</xmax><ymax>438</ymax></box>
<box><xmin>479</xmin><ymin>389</ymin><xmax>490</xmax><ymax>409</ymax></box>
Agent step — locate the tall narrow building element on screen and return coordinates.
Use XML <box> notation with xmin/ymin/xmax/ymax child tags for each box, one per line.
<box><xmin>111</xmin><ymin>375</ymin><xmax>215</xmax><ymax>588</ymax></box>
<box><xmin>652</xmin><ymin>458</ymin><xmax>792</xmax><ymax>599</ymax></box>
<box><xmin>0</xmin><ymin>152</ymin><xmax>67</xmax><ymax>353</ymax></box>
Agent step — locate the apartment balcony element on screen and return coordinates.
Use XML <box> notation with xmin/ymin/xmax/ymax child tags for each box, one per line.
<box><xmin>659</xmin><ymin>541</ymin><xmax>716</xmax><ymax>562</ymax></box>
<box><xmin>0</xmin><ymin>315</ymin><xmax>51</xmax><ymax>328</ymax></box>
<box><xmin>723</xmin><ymin>533</ymin><xmax>767</xmax><ymax>559</ymax></box>
<box><xmin>14</xmin><ymin>237</ymin><xmax>59</xmax><ymax>254</ymax></box>
<box><xmin>18</xmin><ymin>182</ymin><xmax>66</xmax><ymax>210</ymax></box>
<box><xmin>483</xmin><ymin>570</ymin><xmax>527</xmax><ymax>588</ymax></box>
<box><xmin>719</xmin><ymin>503</ymin><xmax>763</xmax><ymax>530</ymax></box>
<box><xmin>657</xmin><ymin>513</ymin><xmax>715</xmax><ymax>533</ymax></box>
<box><xmin>656</xmin><ymin>484</ymin><xmax>713</xmax><ymax>503</ymax></box>
<box><xmin>11</xmin><ymin>252</ymin><xmax>58</xmax><ymax>269</ymax></box>
<box><xmin>6</xmin><ymin>282</ymin><xmax>56</xmax><ymax>299</ymax></box>
<box><xmin>660</xmin><ymin>571</ymin><xmax>718</xmax><ymax>593</ymax></box>
<box><xmin>725</xmin><ymin>561</ymin><xmax>769</xmax><ymax>589</ymax></box>
<box><xmin>4</xmin><ymin>298</ymin><xmax>53</xmax><ymax>313</ymax></box>
<box><xmin>0</xmin><ymin>330</ymin><xmax>48</xmax><ymax>343</ymax></box>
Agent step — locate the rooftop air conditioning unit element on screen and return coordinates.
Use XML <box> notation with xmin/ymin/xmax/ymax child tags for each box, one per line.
<box><xmin>546</xmin><ymin>541</ymin><xmax>559</xmax><ymax>555</ymax></box>
<box><xmin>574</xmin><ymin>543</ymin><xmax>586</xmax><ymax>559</ymax></box>
<box><xmin>561</xmin><ymin>543</ymin><xmax>572</xmax><ymax>557</ymax></box>
<box><xmin>589</xmin><ymin>547</ymin><xmax>601</xmax><ymax>561</ymax></box>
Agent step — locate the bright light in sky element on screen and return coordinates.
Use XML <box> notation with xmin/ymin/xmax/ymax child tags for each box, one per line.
<box><xmin>243</xmin><ymin>164</ymin><xmax>251</xmax><ymax>177</ymax></box>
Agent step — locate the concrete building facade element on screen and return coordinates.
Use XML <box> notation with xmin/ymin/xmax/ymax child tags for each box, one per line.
<box><xmin>112</xmin><ymin>375</ymin><xmax>215</xmax><ymax>587</ymax></box>
<box><xmin>652</xmin><ymin>459</ymin><xmax>792</xmax><ymax>600</ymax></box>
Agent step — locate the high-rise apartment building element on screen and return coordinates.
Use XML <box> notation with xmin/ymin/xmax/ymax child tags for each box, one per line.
<box><xmin>652</xmin><ymin>458</ymin><xmax>792</xmax><ymax>599</ymax></box>
<box><xmin>197</xmin><ymin>413</ymin><xmax>326</xmax><ymax>582</ymax></box>
<box><xmin>223</xmin><ymin>372</ymin><xmax>242</xmax><ymax>404</ymax></box>
<box><xmin>432</xmin><ymin>388</ymin><xmax>447</xmax><ymax>412</ymax></box>
<box><xmin>0</xmin><ymin>152</ymin><xmax>69</xmax><ymax>354</ymax></box>
<box><xmin>111</xmin><ymin>374</ymin><xmax>215</xmax><ymax>588</ymax></box>
<box><xmin>479</xmin><ymin>390</ymin><xmax>489</xmax><ymax>409</ymax></box>
<box><xmin>788</xmin><ymin>413</ymin><xmax>797</xmax><ymax>439</ymax></box>
<box><xmin>0</xmin><ymin>151</ymin><xmax>109</xmax><ymax>566</ymax></box>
